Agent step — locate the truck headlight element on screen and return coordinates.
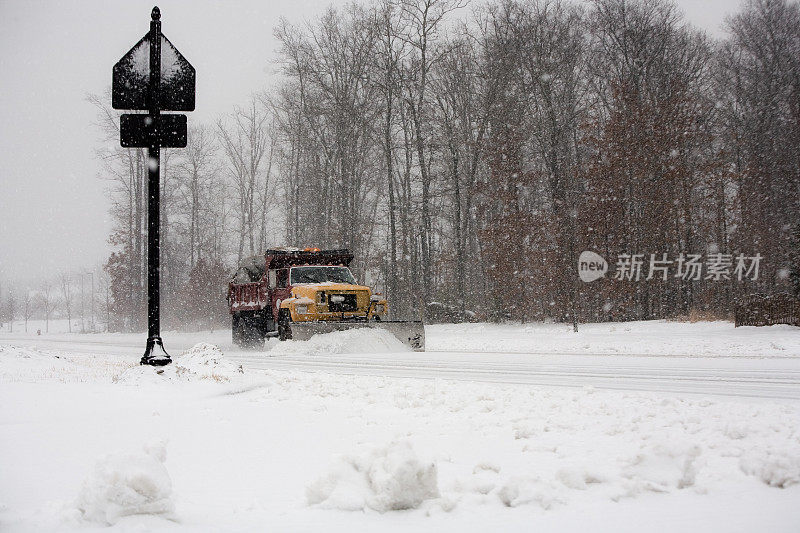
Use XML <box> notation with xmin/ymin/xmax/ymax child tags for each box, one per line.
<box><xmin>296</xmin><ymin>305</ymin><xmax>308</xmax><ymax>315</ymax></box>
<box><xmin>374</xmin><ymin>304</ymin><xmax>385</xmax><ymax>314</ymax></box>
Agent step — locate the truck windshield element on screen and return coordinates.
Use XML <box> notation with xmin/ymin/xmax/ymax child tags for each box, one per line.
<box><xmin>290</xmin><ymin>266</ymin><xmax>356</xmax><ymax>285</ymax></box>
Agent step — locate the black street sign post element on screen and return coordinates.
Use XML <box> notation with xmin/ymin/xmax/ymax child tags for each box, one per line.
<box><xmin>113</xmin><ymin>6</ymin><xmax>195</xmax><ymax>366</ymax></box>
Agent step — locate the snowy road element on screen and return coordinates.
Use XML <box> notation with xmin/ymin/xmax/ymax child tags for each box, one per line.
<box><xmin>3</xmin><ymin>326</ymin><xmax>799</xmax><ymax>400</ymax></box>
<box><xmin>229</xmin><ymin>351</ymin><xmax>800</xmax><ymax>400</ymax></box>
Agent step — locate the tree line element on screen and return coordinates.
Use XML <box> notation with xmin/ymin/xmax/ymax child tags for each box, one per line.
<box><xmin>91</xmin><ymin>0</ymin><xmax>800</xmax><ymax>332</ymax></box>
<box><xmin>0</xmin><ymin>271</ymin><xmax>108</xmax><ymax>333</ymax></box>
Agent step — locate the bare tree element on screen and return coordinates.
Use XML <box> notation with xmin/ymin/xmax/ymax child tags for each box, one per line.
<box><xmin>396</xmin><ymin>0</ymin><xmax>467</xmax><ymax>309</ymax></box>
<box><xmin>274</xmin><ymin>5</ymin><xmax>385</xmax><ymax>277</ymax></box>
<box><xmin>23</xmin><ymin>290</ymin><xmax>31</xmax><ymax>333</ymax></box>
<box><xmin>218</xmin><ymin>96</ymin><xmax>272</xmax><ymax>263</ymax></box>
<box><xmin>6</xmin><ymin>288</ymin><xmax>15</xmax><ymax>333</ymax></box>
<box><xmin>175</xmin><ymin>125</ymin><xmax>219</xmax><ymax>267</ymax></box>
<box><xmin>39</xmin><ymin>282</ymin><xmax>55</xmax><ymax>333</ymax></box>
<box><xmin>718</xmin><ymin>0</ymin><xmax>800</xmax><ymax>293</ymax></box>
<box><xmin>88</xmin><ymin>93</ymin><xmax>147</xmax><ymax>331</ymax></box>
<box><xmin>59</xmin><ymin>272</ymin><xmax>74</xmax><ymax>333</ymax></box>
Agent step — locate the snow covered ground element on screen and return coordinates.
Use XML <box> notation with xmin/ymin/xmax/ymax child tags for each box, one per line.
<box><xmin>1</xmin><ymin>321</ymin><xmax>799</xmax><ymax>531</ymax></box>
<box><xmin>3</xmin><ymin>318</ymin><xmax>800</xmax><ymax>358</ymax></box>
<box><xmin>426</xmin><ymin>320</ymin><xmax>800</xmax><ymax>357</ymax></box>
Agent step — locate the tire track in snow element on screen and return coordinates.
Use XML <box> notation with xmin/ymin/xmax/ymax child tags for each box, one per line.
<box><xmin>229</xmin><ymin>352</ymin><xmax>800</xmax><ymax>400</ymax></box>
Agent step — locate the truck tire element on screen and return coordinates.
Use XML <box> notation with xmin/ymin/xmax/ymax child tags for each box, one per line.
<box><xmin>232</xmin><ymin>312</ymin><xmax>243</xmax><ymax>346</ymax></box>
<box><xmin>278</xmin><ymin>310</ymin><xmax>292</xmax><ymax>341</ymax></box>
<box><xmin>233</xmin><ymin>311</ymin><xmax>265</xmax><ymax>350</ymax></box>
<box><xmin>245</xmin><ymin>313</ymin><xmax>265</xmax><ymax>350</ymax></box>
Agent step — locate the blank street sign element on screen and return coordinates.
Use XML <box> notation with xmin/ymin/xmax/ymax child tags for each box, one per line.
<box><xmin>120</xmin><ymin>114</ymin><xmax>187</xmax><ymax>148</ymax></box>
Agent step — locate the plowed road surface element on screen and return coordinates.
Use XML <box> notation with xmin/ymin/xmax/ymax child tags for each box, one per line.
<box><xmin>4</xmin><ymin>332</ymin><xmax>799</xmax><ymax>400</ymax></box>
<box><xmin>230</xmin><ymin>351</ymin><xmax>800</xmax><ymax>400</ymax></box>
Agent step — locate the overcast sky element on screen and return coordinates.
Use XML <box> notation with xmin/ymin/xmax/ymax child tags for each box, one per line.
<box><xmin>0</xmin><ymin>0</ymin><xmax>741</xmax><ymax>285</ymax></box>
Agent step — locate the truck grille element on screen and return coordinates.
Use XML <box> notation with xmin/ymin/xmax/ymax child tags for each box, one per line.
<box><xmin>327</xmin><ymin>293</ymin><xmax>358</xmax><ymax>312</ymax></box>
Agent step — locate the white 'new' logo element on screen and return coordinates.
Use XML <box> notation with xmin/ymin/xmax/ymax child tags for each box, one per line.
<box><xmin>578</xmin><ymin>251</ymin><xmax>608</xmax><ymax>282</ymax></box>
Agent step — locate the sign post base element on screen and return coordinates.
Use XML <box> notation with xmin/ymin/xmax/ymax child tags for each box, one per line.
<box><xmin>141</xmin><ymin>336</ymin><xmax>171</xmax><ymax>366</ymax></box>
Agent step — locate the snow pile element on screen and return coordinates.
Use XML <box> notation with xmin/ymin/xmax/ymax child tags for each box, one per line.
<box><xmin>496</xmin><ymin>477</ymin><xmax>562</xmax><ymax>509</ymax></box>
<box><xmin>619</xmin><ymin>441</ymin><xmax>703</xmax><ymax>494</ymax></box>
<box><xmin>740</xmin><ymin>447</ymin><xmax>800</xmax><ymax>488</ymax></box>
<box><xmin>114</xmin><ymin>343</ymin><xmax>243</xmax><ymax>384</ymax></box>
<box><xmin>306</xmin><ymin>440</ymin><xmax>439</xmax><ymax>512</ymax></box>
<box><xmin>75</xmin><ymin>443</ymin><xmax>174</xmax><ymax>525</ymax></box>
<box><xmin>174</xmin><ymin>342</ymin><xmax>244</xmax><ymax>381</ymax></box>
<box><xmin>113</xmin><ymin>364</ymin><xmax>183</xmax><ymax>385</ymax></box>
<box><xmin>271</xmin><ymin>328</ymin><xmax>411</xmax><ymax>356</ymax></box>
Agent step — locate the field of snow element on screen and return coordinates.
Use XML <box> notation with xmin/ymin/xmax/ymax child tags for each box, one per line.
<box><xmin>426</xmin><ymin>320</ymin><xmax>800</xmax><ymax>357</ymax></box>
<box><xmin>1</xmin><ymin>321</ymin><xmax>799</xmax><ymax>531</ymax></box>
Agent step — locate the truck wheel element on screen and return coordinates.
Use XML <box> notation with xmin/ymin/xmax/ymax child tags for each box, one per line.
<box><xmin>232</xmin><ymin>313</ymin><xmax>243</xmax><ymax>346</ymax></box>
<box><xmin>244</xmin><ymin>314</ymin><xmax>265</xmax><ymax>350</ymax></box>
<box><xmin>252</xmin><ymin>313</ymin><xmax>267</xmax><ymax>349</ymax></box>
<box><xmin>231</xmin><ymin>312</ymin><xmax>262</xmax><ymax>350</ymax></box>
<box><xmin>278</xmin><ymin>310</ymin><xmax>292</xmax><ymax>341</ymax></box>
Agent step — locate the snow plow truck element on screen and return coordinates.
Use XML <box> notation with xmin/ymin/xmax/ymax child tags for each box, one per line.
<box><xmin>227</xmin><ymin>247</ymin><xmax>425</xmax><ymax>351</ymax></box>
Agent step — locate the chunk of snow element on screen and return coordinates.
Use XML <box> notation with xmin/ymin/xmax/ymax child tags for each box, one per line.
<box><xmin>75</xmin><ymin>443</ymin><xmax>174</xmax><ymax>525</ymax></box>
<box><xmin>555</xmin><ymin>466</ymin><xmax>607</xmax><ymax>490</ymax></box>
<box><xmin>740</xmin><ymin>448</ymin><xmax>800</xmax><ymax>488</ymax></box>
<box><xmin>306</xmin><ymin>440</ymin><xmax>439</xmax><ymax>512</ymax></box>
<box><xmin>621</xmin><ymin>442</ymin><xmax>703</xmax><ymax>493</ymax></box>
<box><xmin>175</xmin><ymin>342</ymin><xmax>244</xmax><ymax>381</ymax></box>
<box><xmin>496</xmin><ymin>477</ymin><xmax>561</xmax><ymax>509</ymax></box>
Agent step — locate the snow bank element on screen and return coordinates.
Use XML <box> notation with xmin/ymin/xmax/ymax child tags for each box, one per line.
<box><xmin>426</xmin><ymin>321</ymin><xmax>800</xmax><ymax>357</ymax></box>
<box><xmin>0</xmin><ymin>344</ymin><xmax>130</xmax><ymax>383</ymax></box>
<box><xmin>175</xmin><ymin>342</ymin><xmax>244</xmax><ymax>381</ymax></box>
<box><xmin>270</xmin><ymin>328</ymin><xmax>411</xmax><ymax>356</ymax></box>
<box><xmin>619</xmin><ymin>441</ymin><xmax>703</xmax><ymax>494</ymax></box>
<box><xmin>113</xmin><ymin>364</ymin><xmax>182</xmax><ymax>385</ymax></box>
<box><xmin>114</xmin><ymin>343</ymin><xmax>243</xmax><ymax>384</ymax></box>
<box><xmin>740</xmin><ymin>448</ymin><xmax>800</xmax><ymax>488</ymax></box>
<box><xmin>0</xmin><ymin>344</ymin><xmax>70</xmax><ymax>374</ymax></box>
<box><xmin>306</xmin><ymin>440</ymin><xmax>439</xmax><ymax>512</ymax></box>
<box><xmin>75</xmin><ymin>443</ymin><xmax>174</xmax><ymax>525</ymax></box>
